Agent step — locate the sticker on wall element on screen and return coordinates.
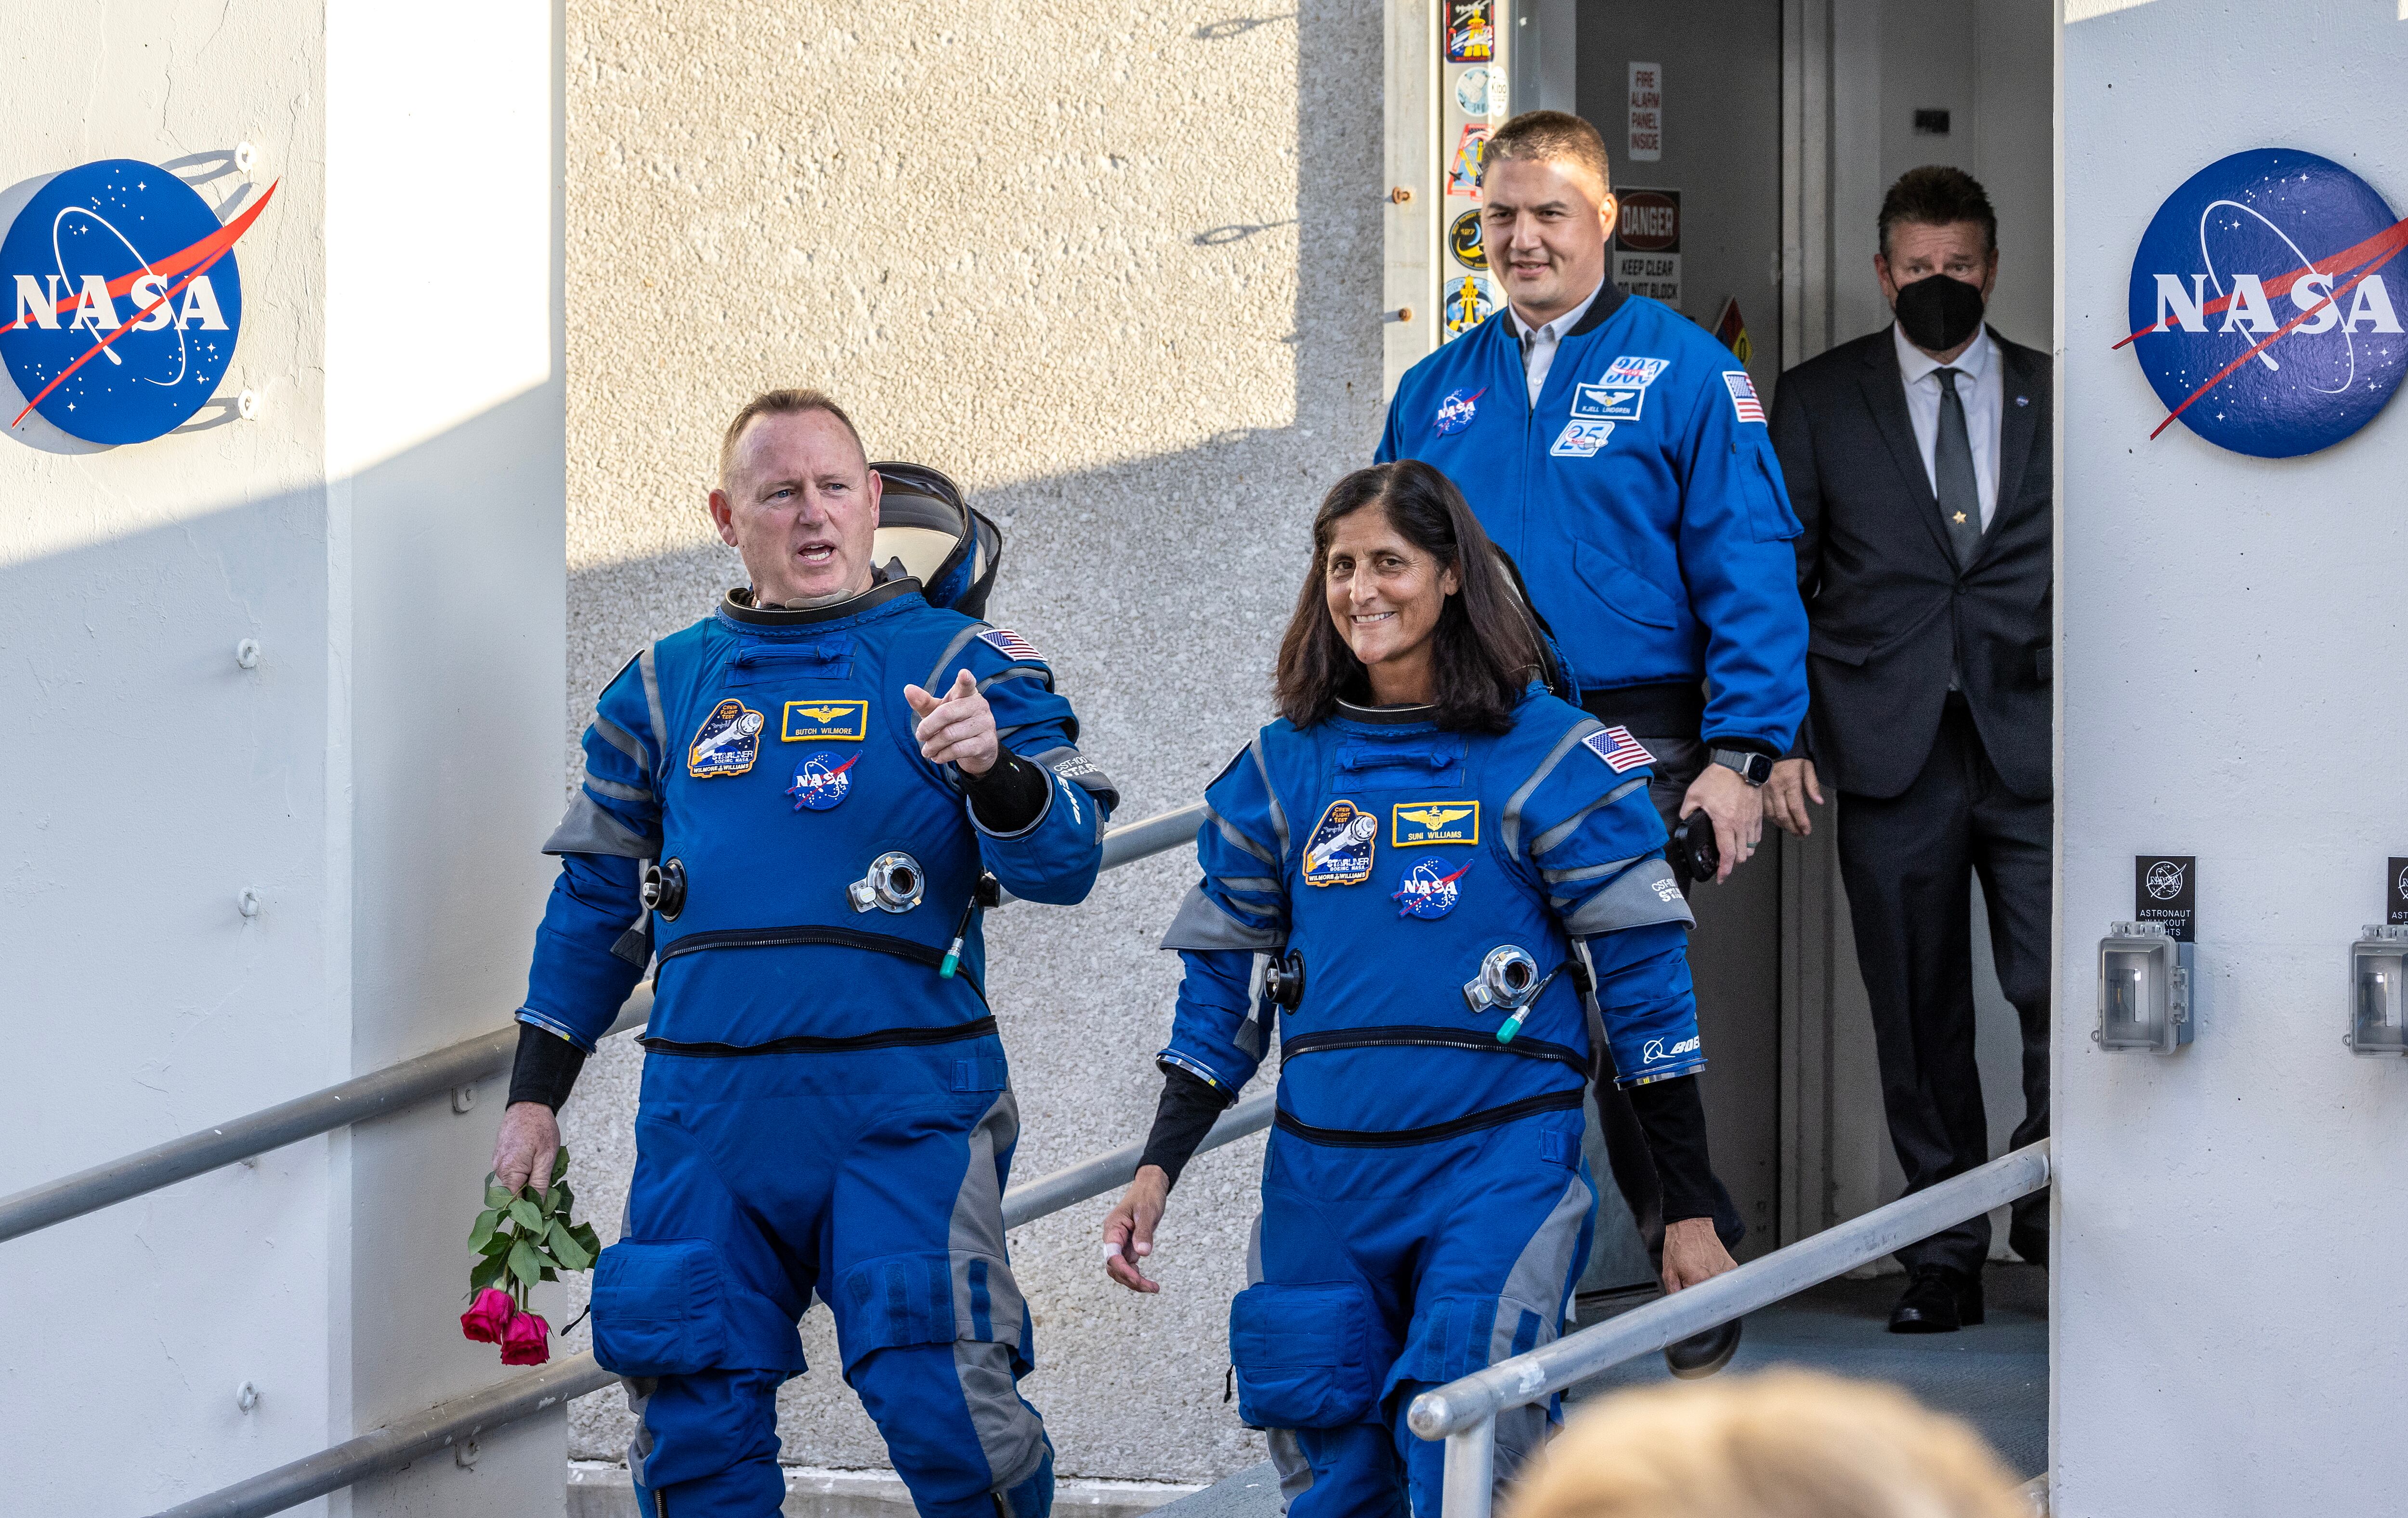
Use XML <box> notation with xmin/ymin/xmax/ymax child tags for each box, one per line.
<box><xmin>2388</xmin><ymin>857</ymin><xmax>2408</xmax><ymax>927</ymax></box>
<box><xmin>1612</xmin><ymin>187</ymin><xmax>1682</xmax><ymax>311</ymax></box>
<box><xmin>1627</xmin><ymin>62</ymin><xmax>1664</xmax><ymax>163</ymax></box>
<box><xmin>1454</xmin><ymin>65</ymin><xmax>1502</xmax><ymax>118</ymax></box>
<box><xmin>1443</xmin><ymin>276</ymin><xmax>1496</xmax><ymax>337</ymax></box>
<box><xmin>2120</xmin><ymin>148</ymin><xmax>2407</xmax><ymax>458</ymax></box>
<box><xmin>2134</xmin><ymin>855</ymin><xmax>2197</xmax><ymax>942</ymax></box>
<box><xmin>1445</xmin><ymin>0</ymin><xmax>1493</xmax><ymax>63</ymax></box>
<box><xmin>1446</xmin><ymin>123</ymin><xmax>1491</xmax><ymax>200</ymax></box>
<box><xmin>1448</xmin><ymin>209</ymin><xmax>1488</xmax><ymax>272</ymax></box>
<box><xmin>0</xmin><ymin>160</ymin><xmax>278</xmax><ymax>445</ymax></box>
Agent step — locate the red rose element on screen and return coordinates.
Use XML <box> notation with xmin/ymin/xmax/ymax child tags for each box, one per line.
<box><xmin>500</xmin><ymin>1309</ymin><xmax>551</xmax><ymax>1366</ymax></box>
<box><xmin>459</xmin><ymin>1287</ymin><xmax>516</xmax><ymax>1344</ymax></box>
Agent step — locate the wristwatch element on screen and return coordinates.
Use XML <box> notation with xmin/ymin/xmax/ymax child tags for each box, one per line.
<box><xmin>1708</xmin><ymin>748</ymin><xmax>1775</xmax><ymax>787</ymax></box>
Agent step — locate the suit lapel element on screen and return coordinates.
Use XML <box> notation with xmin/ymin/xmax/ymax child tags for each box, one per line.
<box><xmin>1858</xmin><ymin>337</ymin><xmax>1955</xmax><ymax>563</ymax></box>
<box><xmin>1983</xmin><ymin>334</ymin><xmax>2042</xmax><ymax>559</ymax></box>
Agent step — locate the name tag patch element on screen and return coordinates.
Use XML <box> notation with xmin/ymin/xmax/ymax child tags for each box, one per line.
<box><xmin>688</xmin><ymin>699</ymin><xmax>765</xmax><ymax>778</ymax></box>
<box><xmin>783</xmin><ymin>699</ymin><xmax>869</xmax><ymax>742</ymax></box>
<box><xmin>1571</xmin><ymin>381</ymin><xmax>1645</xmax><ymax>421</ymax></box>
<box><xmin>1551</xmin><ymin>419</ymin><xmax>1616</xmax><ymax>457</ymax></box>
<box><xmin>1600</xmin><ymin>355</ymin><xmax>1670</xmax><ymax>388</ymax></box>
<box><xmin>1392</xmin><ymin>800</ymin><xmax>1479</xmax><ymax>847</ymax></box>
<box><xmin>1302</xmin><ymin>799</ymin><xmax>1377</xmax><ymax>887</ymax></box>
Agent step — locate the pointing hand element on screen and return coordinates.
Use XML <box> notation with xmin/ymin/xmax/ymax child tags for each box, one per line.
<box><xmin>903</xmin><ymin>668</ymin><xmax>1000</xmax><ymax>776</ymax></box>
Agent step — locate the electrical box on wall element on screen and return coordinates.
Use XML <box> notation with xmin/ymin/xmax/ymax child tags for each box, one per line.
<box><xmin>2096</xmin><ymin>921</ymin><xmax>2194</xmax><ymax>1053</ymax></box>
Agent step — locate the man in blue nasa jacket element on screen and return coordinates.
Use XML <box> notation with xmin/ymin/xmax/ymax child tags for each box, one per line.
<box><xmin>486</xmin><ymin>390</ymin><xmax>1116</xmax><ymax>1518</ymax></box>
<box><xmin>1377</xmin><ymin>111</ymin><xmax>1808</xmax><ymax>1357</ymax></box>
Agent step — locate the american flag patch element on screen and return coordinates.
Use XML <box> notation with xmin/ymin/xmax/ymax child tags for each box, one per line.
<box><xmin>1583</xmin><ymin>725</ymin><xmax>1655</xmax><ymax>773</ymax></box>
<box><xmin>1723</xmin><ymin>370</ymin><xmax>1767</xmax><ymax>425</ymax></box>
<box><xmin>978</xmin><ymin>628</ymin><xmax>1045</xmax><ymax>663</ymax></box>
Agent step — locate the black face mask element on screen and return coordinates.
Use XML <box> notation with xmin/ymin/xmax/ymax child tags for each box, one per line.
<box><xmin>1892</xmin><ymin>273</ymin><xmax>1987</xmax><ymax>352</ymax></box>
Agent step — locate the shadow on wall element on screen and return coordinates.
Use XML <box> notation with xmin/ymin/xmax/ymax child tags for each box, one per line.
<box><xmin>1</xmin><ymin>384</ymin><xmax>569</xmax><ymax>1513</ymax></box>
<box><xmin>552</xmin><ymin>1</ymin><xmax>1390</xmax><ymax>1485</ymax></box>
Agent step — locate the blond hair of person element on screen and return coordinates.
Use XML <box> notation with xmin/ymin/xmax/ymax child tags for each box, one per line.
<box><xmin>1505</xmin><ymin>1370</ymin><xmax>2028</xmax><ymax>1518</ymax></box>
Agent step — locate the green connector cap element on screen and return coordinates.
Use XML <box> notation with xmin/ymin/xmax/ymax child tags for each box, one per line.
<box><xmin>939</xmin><ymin>944</ymin><xmax>962</xmax><ymax>980</ymax></box>
<box><xmin>1496</xmin><ymin>1009</ymin><xmax>1529</xmax><ymax>1044</ymax></box>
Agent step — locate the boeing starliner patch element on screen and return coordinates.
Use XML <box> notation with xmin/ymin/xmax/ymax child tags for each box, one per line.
<box><xmin>688</xmin><ymin>699</ymin><xmax>765</xmax><ymax>778</ymax></box>
<box><xmin>979</xmin><ymin>628</ymin><xmax>1045</xmax><ymax>663</ymax></box>
<box><xmin>787</xmin><ymin>751</ymin><xmax>858</xmax><ymax>811</ymax></box>
<box><xmin>1301</xmin><ymin>798</ymin><xmax>1377</xmax><ymax>887</ymax></box>
<box><xmin>1583</xmin><ymin>725</ymin><xmax>1655</xmax><ymax>773</ymax></box>
<box><xmin>1393</xmin><ymin>857</ymin><xmax>1471</xmax><ymax>919</ymax></box>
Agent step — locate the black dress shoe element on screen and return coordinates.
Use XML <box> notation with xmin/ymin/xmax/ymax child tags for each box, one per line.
<box><xmin>1888</xmin><ymin>1265</ymin><xmax>1983</xmax><ymax>1334</ymax></box>
<box><xmin>2008</xmin><ymin>1218</ymin><xmax>2049</xmax><ymax>1268</ymax></box>
<box><xmin>1663</xmin><ymin>1316</ymin><xmax>1742</xmax><ymax>1378</ymax></box>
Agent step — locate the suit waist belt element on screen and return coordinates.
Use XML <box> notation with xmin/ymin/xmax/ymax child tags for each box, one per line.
<box><xmin>1578</xmin><ymin>680</ymin><xmax>1705</xmax><ymax>738</ymax></box>
<box><xmin>654</xmin><ymin>923</ymin><xmax>985</xmax><ymax>1003</ymax></box>
<box><xmin>1279</xmin><ymin>1025</ymin><xmax>1589</xmax><ymax>1075</ymax></box>
<box><xmin>642</xmin><ymin>1015</ymin><xmax>1000</xmax><ymax>1058</ymax></box>
<box><xmin>1271</xmin><ymin>1087</ymin><xmax>1585</xmax><ymax>1148</ymax></box>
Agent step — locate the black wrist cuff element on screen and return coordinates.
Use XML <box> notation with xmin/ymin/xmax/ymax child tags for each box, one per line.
<box><xmin>1628</xmin><ymin>1073</ymin><xmax>1716</xmax><ymax>1222</ymax></box>
<box><xmin>507</xmin><ymin>1022</ymin><xmax>588</xmax><ymax>1110</ymax></box>
<box><xmin>1139</xmin><ymin>1065</ymin><xmax>1229</xmax><ymax>1191</ymax></box>
<box><xmin>961</xmin><ymin>749</ymin><xmax>1051</xmax><ymax>834</ymax></box>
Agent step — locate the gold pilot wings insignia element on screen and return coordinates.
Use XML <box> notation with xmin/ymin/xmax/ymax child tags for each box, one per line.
<box><xmin>1391</xmin><ymin>800</ymin><xmax>1479</xmax><ymax>847</ymax></box>
<box><xmin>782</xmin><ymin>699</ymin><xmax>869</xmax><ymax>742</ymax></box>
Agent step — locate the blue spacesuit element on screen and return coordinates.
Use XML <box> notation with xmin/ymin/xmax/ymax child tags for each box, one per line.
<box><xmin>519</xmin><ymin>576</ymin><xmax>1115</xmax><ymax>1518</ymax></box>
<box><xmin>1157</xmin><ymin>691</ymin><xmax>1701</xmax><ymax>1514</ymax></box>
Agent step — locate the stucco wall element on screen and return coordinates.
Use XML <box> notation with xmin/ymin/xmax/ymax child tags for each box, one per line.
<box><xmin>555</xmin><ymin>0</ymin><xmax>1385</xmax><ymax>1481</ymax></box>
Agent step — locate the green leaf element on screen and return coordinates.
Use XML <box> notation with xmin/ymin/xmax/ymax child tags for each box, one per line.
<box><xmin>479</xmin><ymin>1229</ymin><xmax>514</xmax><ymax>1257</ymax></box>
<box><xmin>570</xmin><ymin>1222</ymin><xmax>601</xmax><ymax>1255</ymax></box>
<box><xmin>484</xmin><ymin>1173</ymin><xmax>512</xmax><ymax>1209</ymax></box>
<box><xmin>540</xmin><ymin>1266</ymin><xmax>558</xmax><ymax>1282</ymax></box>
<box><xmin>507</xmin><ymin>1237</ymin><xmax>543</xmax><ymax>1288</ymax></box>
<box><xmin>508</xmin><ymin>1197</ymin><xmax>543</xmax><ymax>1233</ymax></box>
<box><xmin>470</xmin><ymin>1254</ymin><xmax>505</xmax><ymax>1291</ymax></box>
<box><xmin>548</xmin><ymin>1218</ymin><xmax>594</xmax><ymax>1270</ymax></box>
<box><xmin>551</xmin><ymin>1145</ymin><xmax>571</xmax><ymax>1184</ymax></box>
<box><xmin>467</xmin><ymin>1209</ymin><xmax>501</xmax><ymax>1254</ymax></box>
<box><xmin>547</xmin><ymin>1180</ymin><xmax>575</xmax><ymax>1219</ymax></box>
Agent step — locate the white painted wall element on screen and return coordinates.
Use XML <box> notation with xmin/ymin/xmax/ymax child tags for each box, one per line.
<box><xmin>0</xmin><ymin>4</ymin><xmax>565</xmax><ymax>1513</ymax></box>
<box><xmin>2057</xmin><ymin>4</ymin><xmax>2408</xmax><ymax>1513</ymax></box>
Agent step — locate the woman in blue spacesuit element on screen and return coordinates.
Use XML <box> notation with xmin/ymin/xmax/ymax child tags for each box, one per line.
<box><xmin>1100</xmin><ymin>459</ymin><xmax>1735</xmax><ymax>1516</ymax></box>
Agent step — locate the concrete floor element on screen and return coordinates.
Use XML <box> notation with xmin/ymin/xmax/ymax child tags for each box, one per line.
<box><xmin>1158</xmin><ymin>1263</ymin><xmax>2050</xmax><ymax>1518</ymax></box>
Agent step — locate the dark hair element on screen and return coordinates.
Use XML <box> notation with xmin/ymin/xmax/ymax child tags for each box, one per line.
<box><xmin>1274</xmin><ymin>461</ymin><xmax>1541</xmax><ymax>733</ymax></box>
<box><xmin>1878</xmin><ymin>165</ymin><xmax>1997</xmax><ymax>258</ymax></box>
<box><xmin>1483</xmin><ymin>109</ymin><xmax>1612</xmax><ymax>196</ymax></box>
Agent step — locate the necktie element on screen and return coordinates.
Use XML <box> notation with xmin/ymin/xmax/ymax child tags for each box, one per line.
<box><xmin>1933</xmin><ymin>367</ymin><xmax>1982</xmax><ymax>569</ymax></box>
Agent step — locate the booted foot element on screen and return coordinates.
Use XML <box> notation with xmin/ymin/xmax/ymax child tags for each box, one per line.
<box><xmin>1888</xmin><ymin>1265</ymin><xmax>1982</xmax><ymax>1334</ymax></box>
<box><xmin>1663</xmin><ymin>1316</ymin><xmax>1742</xmax><ymax>1378</ymax></box>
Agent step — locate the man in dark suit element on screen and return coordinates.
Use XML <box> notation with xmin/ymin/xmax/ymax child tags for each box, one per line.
<box><xmin>1764</xmin><ymin>166</ymin><xmax>2051</xmax><ymax>1334</ymax></box>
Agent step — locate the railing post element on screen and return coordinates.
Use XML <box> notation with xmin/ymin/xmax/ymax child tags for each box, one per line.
<box><xmin>1441</xmin><ymin>1416</ymin><xmax>1496</xmax><ymax>1518</ymax></box>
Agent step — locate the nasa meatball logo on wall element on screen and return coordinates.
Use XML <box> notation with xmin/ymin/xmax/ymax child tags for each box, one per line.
<box><xmin>0</xmin><ymin>159</ymin><xmax>276</xmax><ymax>445</ymax></box>
<box><xmin>2122</xmin><ymin>148</ymin><xmax>2407</xmax><ymax>458</ymax></box>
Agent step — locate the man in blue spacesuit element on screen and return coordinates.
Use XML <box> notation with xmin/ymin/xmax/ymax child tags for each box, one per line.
<box><xmin>1376</xmin><ymin>112</ymin><xmax>1809</xmax><ymax>1358</ymax></box>
<box><xmin>488</xmin><ymin>389</ymin><xmax>1116</xmax><ymax>1518</ymax></box>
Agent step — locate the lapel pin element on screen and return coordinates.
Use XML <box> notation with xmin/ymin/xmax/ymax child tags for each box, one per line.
<box><xmin>2015</xmin><ymin>395</ymin><xmax>2029</xmax><ymax>406</ymax></box>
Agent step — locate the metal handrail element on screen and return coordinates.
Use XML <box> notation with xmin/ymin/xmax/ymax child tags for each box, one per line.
<box><xmin>1408</xmin><ymin>1139</ymin><xmax>2055</xmax><ymax>1518</ymax></box>
<box><xmin>148</xmin><ymin>1090</ymin><xmax>1276</xmax><ymax>1518</ymax></box>
<box><xmin>0</xmin><ymin>804</ymin><xmax>1207</xmax><ymax>1246</ymax></box>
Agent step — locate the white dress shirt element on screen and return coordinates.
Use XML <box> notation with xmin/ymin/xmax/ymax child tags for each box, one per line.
<box><xmin>1509</xmin><ymin>278</ymin><xmax>1607</xmax><ymax>405</ymax></box>
<box><xmin>1892</xmin><ymin>321</ymin><xmax>2002</xmax><ymax>528</ymax></box>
